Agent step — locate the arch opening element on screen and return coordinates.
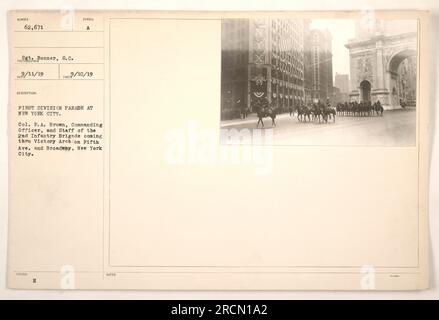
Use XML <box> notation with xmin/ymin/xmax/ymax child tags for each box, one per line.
<box><xmin>388</xmin><ymin>49</ymin><xmax>417</xmax><ymax>107</ymax></box>
<box><xmin>360</xmin><ymin>80</ymin><xmax>371</xmax><ymax>102</ymax></box>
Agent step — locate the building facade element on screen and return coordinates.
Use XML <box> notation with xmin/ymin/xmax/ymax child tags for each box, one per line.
<box><xmin>334</xmin><ymin>73</ymin><xmax>350</xmax><ymax>94</ymax></box>
<box><xmin>345</xmin><ymin>19</ymin><xmax>417</xmax><ymax>108</ymax></box>
<box><xmin>333</xmin><ymin>73</ymin><xmax>350</xmax><ymax>104</ymax></box>
<box><xmin>304</xmin><ymin>28</ymin><xmax>333</xmax><ymax>103</ymax></box>
<box><xmin>303</xmin><ymin>20</ymin><xmax>313</xmax><ymax>104</ymax></box>
<box><xmin>221</xmin><ymin>19</ymin><xmax>250</xmax><ymax>119</ymax></box>
<box><xmin>221</xmin><ymin>18</ymin><xmax>305</xmax><ymax>119</ymax></box>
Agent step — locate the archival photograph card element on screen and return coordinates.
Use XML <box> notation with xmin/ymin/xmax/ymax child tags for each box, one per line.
<box><xmin>7</xmin><ymin>10</ymin><xmax>430</xmax><ymax>290</ymax></box>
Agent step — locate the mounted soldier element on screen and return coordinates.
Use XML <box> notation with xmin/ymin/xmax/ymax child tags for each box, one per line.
<box><xmin>256</xmin><ymin>99</ymin><xmax>277</xmax><ymax>128</ymax></box>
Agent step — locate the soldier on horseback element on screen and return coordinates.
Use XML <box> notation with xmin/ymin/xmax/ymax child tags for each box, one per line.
<box><xmin>373</xmin><ymin>100</ymin><xmax>384</xmax><ymax>116</ymax></box>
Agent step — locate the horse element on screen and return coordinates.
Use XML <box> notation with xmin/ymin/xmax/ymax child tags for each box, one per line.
<box><xmin>256</xmin><ymin>107</ymin><xmax>277</xmax><ymax>128</ymax></box>
<box><xmin>297</xmin><ymin>105</ymin><xmax>311</xmax><ymax>122</ymax></box>
<box><xmin>400</xmin><ymin>99</ymin><xmax>406</xmax><ymax>109</ymax></box>
<box><xmin>312</xmin><ymin>106</ymin><xmax>323</xmax><ymax>123</ymax></box>
<box><xmin>373</xmin><ymin>102</ymin><xmax>384</xmax><ymax>116</ymax></box>
<box><xmin>336</xmin><ymin>103</ymin><xmax>345</xmax><ymax>116</ymax></box>
<box><xmin>322</xmin><ymin>107</ymin><xmax>336</xmax><ymax>122</ymax></box>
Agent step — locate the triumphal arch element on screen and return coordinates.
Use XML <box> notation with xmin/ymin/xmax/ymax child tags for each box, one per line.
<box><xmin>345</xmin><ymin>20</ymin><xmax>417</xmax><ymax>109</ymax></box>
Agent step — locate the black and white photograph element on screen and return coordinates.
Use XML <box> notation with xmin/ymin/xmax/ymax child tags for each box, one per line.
<box><xmin>220</xmin><ymin>18</ymin><xmax>418</xmax><ymax>146</ymax></box>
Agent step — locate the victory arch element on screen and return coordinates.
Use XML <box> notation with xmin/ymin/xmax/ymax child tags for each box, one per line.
<box><xmin>345</xmin><ymin>21</ymin><xmax>417</xmax><ymax>109</ymax></box>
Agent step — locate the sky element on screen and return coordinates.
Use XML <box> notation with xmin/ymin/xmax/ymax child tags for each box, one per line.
<box><xmin>310</xmin><ymin>19</ymin><xmax>356</xmax><ymax>79</ymax></box>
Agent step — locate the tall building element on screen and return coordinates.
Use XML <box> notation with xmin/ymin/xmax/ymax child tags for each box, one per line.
<box><xmin>333</xmin><ymin>73</ymin><xmax>350</xmax><ymax>104</ymax></box>
<box><xmin>334</xmin><ymin>73</ymin><xmax>350</xmax><ymax>94</ymax></box>
<box><xmin>221</xmin><ymin>19</ymin><xmax>250</xmax><ymax>119</ymax></box>
<box><xmin>304</xmin><ymin>28</ymin><xmax>333</xmax><ymax>103</ymax></box>
<box><xmin>221</xmin><ymin>18</ymin><xmax>305</xmax><ymax>119</ymax></box>
<box><xmin>303</xmin><ymin>20</ymin><xmax>313</xmax><ymax>103</ymax></box>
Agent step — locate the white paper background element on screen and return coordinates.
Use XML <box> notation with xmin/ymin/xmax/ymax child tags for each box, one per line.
<box><xmin>0</xmin><ymin>0</ymin><xmax>438</xmax><ymax>299</ymax></box>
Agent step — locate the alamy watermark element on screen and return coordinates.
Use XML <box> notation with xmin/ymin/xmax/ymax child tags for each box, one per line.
<box><xmin>60</xmin><ymin>264</ymin><xmax>75</xmax><ymax>289</ymax></box>
<box><xmin>164</xmin><ymin>122</ymin><xmax>274</xmax><ymax>175</ymax></box>
<box><xmin>360</xmin><ymin>265</ymin><xmax>376</xmax><ymax>290</ymax></box>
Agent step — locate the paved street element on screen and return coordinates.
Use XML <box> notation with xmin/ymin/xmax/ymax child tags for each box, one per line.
<box><xmin>220</xmin><ymin>108</ymin><xmax>416</xmax><ymax>146</ymax></box>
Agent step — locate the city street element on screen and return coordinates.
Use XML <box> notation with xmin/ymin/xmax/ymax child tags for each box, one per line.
<box><xmin>221</xmin><ymin>108</ymin><xmax>416</xmax><ymax>146</ymax></box>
